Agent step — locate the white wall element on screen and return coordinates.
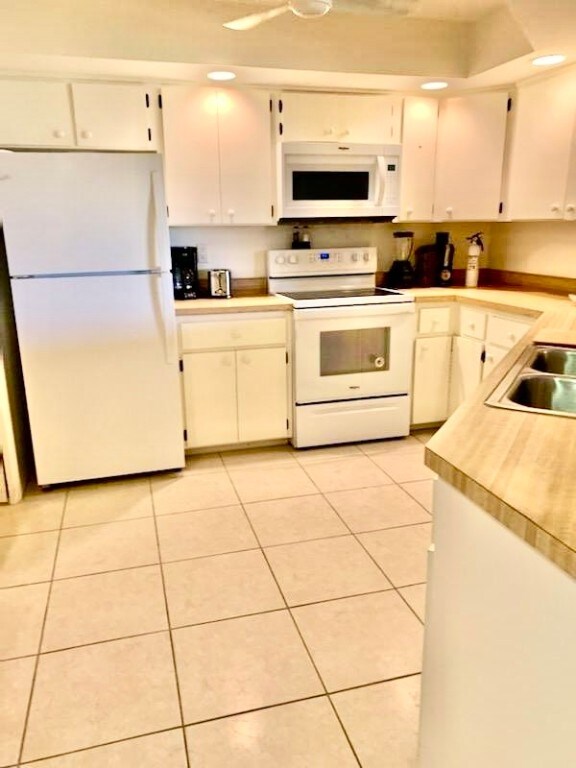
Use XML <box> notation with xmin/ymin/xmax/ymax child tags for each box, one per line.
<box><xmin>170</xmin><ymin>222</ymin><xmax>493</xmax><ymax>279</ymax></box>
<box><xmin>489</xmin><ymin>221</ymin><xmax>576</xmax><ymax>278</ymax></box>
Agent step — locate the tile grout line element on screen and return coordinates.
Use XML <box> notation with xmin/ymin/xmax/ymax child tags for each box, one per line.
<box><xmin>223</xmin><ymin>459</ymin><xmax>363</xmax><ymax>768</ymax></box>
<box><xmin>148</xmin><ymin>476</ymin><xmax>191</xmax><ymax>768</ymax></box>
<box><xmin>16</xmin><ymin>488</ymin><xmax>69</xmax><ymax>767</ymax></box>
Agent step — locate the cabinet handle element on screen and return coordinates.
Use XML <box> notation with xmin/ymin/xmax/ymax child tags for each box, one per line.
<box><xmin>80</xmin><ymin>130</ymin><xmax>93</xmax><ymax>139</ymax></box>
<box><xmin>339</xmin><ymin>129</ymin><xmax>350</xmax><ymax>138</ymax></box>
<box><xmin>509</xmin><ymin>333</ymin><xmax>517</xmax><ymax>342</ymax></box>
<box><xmin>551</xmin><ymin>204</ymin><xmax>561</xmax><ymax>213</ymax></box>
<box><xmin>469</xmin><ymin>323</ymin><xmax>476</xmax><ymax>330</ymax></box>
<box><xmin>221</xmin><ymin>355</ymin><xmax>233</xmax><ymax>367</ymax></box>
<box><xmin>240</xmin><ymin>354</ymin><xmax>251</xmax><ymax>365</ymax></box>
<box><xmin>53</xmin><ymin>129</ymin><xmax>67</xmax><ymax>139</ymax></box>
<box><xmin>566</xmin><ymin>204</ymin><xmax>575</xmax><ymax>215</ymax></box>
<box><xmin>208</xmin><ymin>209</ymin><xmax>216</xmax><ymax>222</ymax></box>
<box><xmin>231</xmin><ymin>330</ymin><xmax>242</xmax><ymax>340</ymax></box>
<box><xmin>445</xmin><ymin>206</ymin><xmax>453</xmax><ymax>216</ymax></box>
<box><xmin>486</xmin><ymin>355</ymin><xmax>494</xmax><ymax>363</ymax></box>
<box><xmin>405</xmin><ymin>207</ymin><xmax>413</xmax><ymax>218</ymax></box>
<box><xmin>227</xmin><ymin>208</ymin><xmax>235</xmax><ymax>222</ymax></box>
<box><xmin>323</xmin><ymin>127</ymin><xmax>335</xmax><ymax>136</ymax></box>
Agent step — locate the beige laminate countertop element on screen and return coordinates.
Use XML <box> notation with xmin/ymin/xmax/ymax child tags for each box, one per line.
<box><xmin>175</xmin><ymin>286</ymin><xmax>576</xmax><ymax>578</ymax></box>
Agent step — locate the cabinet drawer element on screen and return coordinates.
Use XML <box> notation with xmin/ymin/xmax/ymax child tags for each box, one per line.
<box><xmin>180</xmin><ymin>317</ymin><xmax>286</xmax><ymax>351</ymax></box>
<box><xmin>418</xmin><ymin>306</ymin><xmax>452</xmax><ymax>335</ymax></box>
<box><xmin>459</xmin><ymin>306</ymin><xmax>487</xmax><ymax>340</ymax></box>
<box><xmin>486</xmin><ymin>314</ymin><xmax>533</xmax><ymax>349</ymax></box>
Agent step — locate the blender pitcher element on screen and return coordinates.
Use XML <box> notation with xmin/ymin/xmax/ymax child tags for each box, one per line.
<box><xmin>387</xmin><ymin>231</ymin><xmax>415</xmax><ymax>288</ymax></box>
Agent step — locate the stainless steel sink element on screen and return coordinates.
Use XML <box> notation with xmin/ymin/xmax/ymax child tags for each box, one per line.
<box><xmin>506</xmin><ymin>374</ymin><xmax>576</xmax><ymax>414</ymax></box>
<box><xmin>485</xmin><ymin>344</ymin><xmax>576</xmax><ymax>419</ymax></box>
<box><xmin>529</xmin><ymin>347</ymin><xmax>576</xmax><ymax>376</ymax></box>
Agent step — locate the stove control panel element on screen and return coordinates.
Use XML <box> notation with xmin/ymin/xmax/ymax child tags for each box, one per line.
<box><xmin>267</xmin><ymin>247</ymin><xmax>377</xmax><ymax>278</ymax></box>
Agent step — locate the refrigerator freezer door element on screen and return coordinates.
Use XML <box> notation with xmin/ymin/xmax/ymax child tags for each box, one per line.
<box><xmin>11</xmin><ymin>272</ymin><xmax>184</xmax><ymax>485</ymax></box>
<box><xmin>0</xmin><ymin>152</ymin><xmax>169</xmax><ymax>275</ymax></box>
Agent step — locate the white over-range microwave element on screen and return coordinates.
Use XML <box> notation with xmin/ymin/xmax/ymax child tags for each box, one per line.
<box><xmin>279</xmin><ymin>142</ymin><xmax>401</xmax><ymax>220</ymax></box>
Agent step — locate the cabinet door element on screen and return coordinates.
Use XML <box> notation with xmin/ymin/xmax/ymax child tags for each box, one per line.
<box><xmin>278</xmin><ymin>92</ymin><xmax>338</xmax><ymax>141</ymax></box>
<box><xmin>71</xmin><ymin>83</ymin><xmax>155</xmax><ymax>150</ymax></box>
<box><xmin>182</xmin><ymin>351</ymin><xmax>237</xmax><ymax>447</ymax></box>
<box><xmin>412</xmin><ymin>336</ymin><xmax>451</xmax><ymax>425</ymax></box>
<box><xmin>278</xmin><ymin>92</ymin><xmax>401</xmax><ymax>143</ymax></box>
<box><xmin>0</xmin><ymin>80</ymin><xmax>74</xmax><ymax>147</ymax></box>
<box><xmin>237</xmin><ymin>347</ymin><xmax>288</xmax><ymax>442</ymax></box>
<box><xmin>449</xmin><ymin>336</ymin><xmax>484</xmax><ymax>414</ymax></box>
<box><xmin>398</xmin><ymin>97</ymin><xmax>438</xmax><ymax>221</ymax></box>
<box><xmin>506</xmin><ymin>70</ymin><xmax>576</xmax><ymax>220</ymax></box>
<box><xmin>434</xmin><ymin>92</ymin><xmax>509</xmax><ymax>221</ymax></box>
<box><xmin>161</xmin><ymin>86</ymin><xmax>221</xmax><ymax>225</ymax></box>
<box><xmin>219</xmin><ymin>90</ymin><xmax>274</xmax><ymax>225</ymax></box>
<box><xmin>482</xmin><ymin>342</ymin><xmax>509</xmax><ymax>380</ymax></box>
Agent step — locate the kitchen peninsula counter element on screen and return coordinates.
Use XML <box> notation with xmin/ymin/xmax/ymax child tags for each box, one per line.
<box><xmin>175</xmin><ymin>295</ymin><xmax>292</xmax><ymax>315</ymax></box>
<box><xmin>420</xmin><ymin>290</ymin><xmax>576</xmax><ymax>579</ymax></box>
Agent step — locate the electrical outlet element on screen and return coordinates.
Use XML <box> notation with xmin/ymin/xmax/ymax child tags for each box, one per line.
<box><xmin>197</xmin><ymin>245</ymin><xmax>208</xmax><ymax>265</ymax></box>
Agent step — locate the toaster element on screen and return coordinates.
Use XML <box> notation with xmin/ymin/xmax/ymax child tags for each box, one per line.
<box><xmin>208</xmin><ymin>269</ymin><xmax>232</xmax><ymax>298</ymax></box>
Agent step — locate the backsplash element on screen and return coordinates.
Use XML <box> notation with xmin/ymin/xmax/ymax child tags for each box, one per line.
<box><xmin>170</xmin><ymin>222</ymin><xmax>493</xmax><ymax>279</ymax></box>
<box><xmin>171</xmin><ymin>221</ymin><xmax>576</xmax><ymax>286</ymax></box>
<box><xmin>489</xmin><ymin>222</ymin><xmax>576</xmax><ymax>279</ymax></box>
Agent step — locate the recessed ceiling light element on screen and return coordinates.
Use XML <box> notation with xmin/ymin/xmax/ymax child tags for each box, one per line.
<box><xmin>532</xmin><ymin>54</ymin><xmax>566</xmax><ymax>67</ymax></box>
<box><xmin>207</xmin><ymin>71</ymin><xmax>236</xmax><ymax>81</ymax></box>
<box><xmin>421</xmin><ymin>81</ymin><xmax>448</xmax><ymax>91</ymax></box>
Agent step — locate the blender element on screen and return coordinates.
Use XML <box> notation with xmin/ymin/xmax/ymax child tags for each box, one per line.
<box><xmin>387</xmin><ymin>231</ymin><xmax>415</xmax><ymax>288</ymax></box>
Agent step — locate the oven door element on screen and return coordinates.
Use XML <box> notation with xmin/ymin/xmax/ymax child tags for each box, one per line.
<box><xmin>293</xmin><ymin>303</ymin><xmax>415</xmax><ymax>403</ymax></box>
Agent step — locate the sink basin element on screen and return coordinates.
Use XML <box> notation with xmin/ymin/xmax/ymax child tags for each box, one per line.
<box><xmin>529</xmin><ymin>347</ymin><xmax>576</xmax><ymax>376</ymax></box>
<box><xmin>506</xmin><ymin>374</ymin><xmax>576</xmax><ymax>415</ymax></box>
<box><xmin>485</xmin><ymin>343</ymin><xmax>576</xmax><ymax>418</ymax></box>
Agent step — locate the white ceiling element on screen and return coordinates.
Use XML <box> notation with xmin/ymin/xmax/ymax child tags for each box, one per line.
<box><xmin>0</xmin><ymin>0</ymin><xmax>575</xmax><ymax>92</ymax></box>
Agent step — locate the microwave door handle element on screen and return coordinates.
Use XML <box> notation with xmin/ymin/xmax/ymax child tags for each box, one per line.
<box><xmin>376</xmin><ymin>156</ymin><xmax>386</xmax><ymax>206</ymax></box>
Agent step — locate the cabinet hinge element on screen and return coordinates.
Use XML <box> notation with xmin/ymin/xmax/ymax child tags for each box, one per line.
<box><xmin>285</xmin><ymin>351</ymin><xmax>289</xmax><ymax>364</ymax></box>
<box><xmin>480</xmin><ymin>349</ymin><xmax>486</xmax><ymax>363</ymax></box>
<box><xmin>279</xmin><ymin>122</ymin><xmax>283</xmax><ymax>136</ymax></box>
<box><xmin>158</xmin><ymin>93</ymin><xmax>163</xmax><ymax>109</ymax></box>
<box><xmin>498</xmin><ymin>201</ymin><xmax>504</xmax><ymax>214</ymax></box>
<box><xmin>179</xmin><ymin>360</ymin><xmax>184</xmax><ymax>372</ymax></box>
<box><xmin>271</xmin><ymin>204</ymin><xmax>275</xmax><ymax>218</ymax></box>
<box><xmin>286</xmin><ymin>419</ymin><xmax>290</xmax><ymax>430</ymax></box>
<box><xmin>183</xmin><ymin>429</ymin><xmax>188</xmax><ymax>442</ymax></box>
<box><xmin>278</xmin><ymin>99</ymin><xmax>283</xmax><ymax>114</ymax></box>
<box><xmin>269</xmin><ymin>98</ymin><xmax>273</xmax><ymax>112</ymax></box>
<box><xmin>507</xmin><ymin>97</ymin><xmax>512</xmax><ymax>112</ymax></box>
<box><xmin>147</xmin><ymin>128</ymin><xmax>152</xmax><ymax>142</ymax></box>
<box><xmin>167</xmin><ymin>205</ymin><xmax>169</xmax><ymax>218</ymax></box>
<box><xmin>145</xmin><ymin>93</ymin><xmax>150</xmax><ymax>108</ymax></box>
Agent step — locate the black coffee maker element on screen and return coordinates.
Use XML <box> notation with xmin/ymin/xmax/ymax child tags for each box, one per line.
<box><xmin>171</xmin><ymin>246</ymin><xmax>199</xmax><ymax>300</ymax></box>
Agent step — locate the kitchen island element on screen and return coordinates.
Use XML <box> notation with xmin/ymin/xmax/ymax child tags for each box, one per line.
<box><xmin>418</xmin><ymin>294</ymin><xmax>576</xmax><ymax>768</ymax></box>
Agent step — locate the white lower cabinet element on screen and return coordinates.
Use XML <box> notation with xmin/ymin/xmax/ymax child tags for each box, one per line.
<box><xmin>420</xmin><ymin>479</ymin><xmax>576</xmax><ymax>767</ymax></box>
<box><xmin>412</xmin><ymin>304</ymin><xmax>454</xmax><ymax>426</ymax></box>
<box><xmin>448</xmin><ymin>335</ymin><xmax>484</xmax><ymax>414</ymax></box>
<box><xmin>179</xmin><ymin>313</ymin><xmax>290</xmax><ymax>449</ymax></box>
<box><xmin>449</xmin><ymin>306</ymin><xmax>535</xmax><ymax>413</ymax></box>
<box><xmin>412</xmin><ymin>336</ymin><xmax>452</xmax><ymax>425</ymax></box>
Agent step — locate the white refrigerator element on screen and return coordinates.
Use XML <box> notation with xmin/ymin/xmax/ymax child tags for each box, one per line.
<box><xmin>0</xmin><ymin>152</ymin><xmax>185</xmax><ymax>486</ymax></box>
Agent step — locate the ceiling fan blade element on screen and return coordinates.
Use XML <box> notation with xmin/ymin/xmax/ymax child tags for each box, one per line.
<box><xmin>223</xmin><ymin>4</ymin><xmax>290</xmax><ymax>30</ymax></box>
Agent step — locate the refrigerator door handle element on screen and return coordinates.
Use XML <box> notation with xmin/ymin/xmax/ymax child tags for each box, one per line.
<box><xmin>151</xmin><ymin>170</ymin><xmax>170</xmax><ymax>272</ymax></box>
<box><xmin>155</xmin><ymin>271</ymin><xmax>178</xmax><ymax>366</ymax></box>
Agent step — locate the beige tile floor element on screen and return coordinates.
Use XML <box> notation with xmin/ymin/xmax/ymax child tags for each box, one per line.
<box><xmin>0</xmin><ymin>430</ymin><xmax>436</xmax><ymax>767</ymax></box>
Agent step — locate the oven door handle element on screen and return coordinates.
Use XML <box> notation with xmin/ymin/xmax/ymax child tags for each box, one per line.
<box><xmin>376</xmin><ymin>155</ymin><xmax>386</xmax><ymax>206</ymax></box>
<box><xmin>294</xmin><ymin>304</ymin><xmax>415</xmax><ymax>321</ymax></box>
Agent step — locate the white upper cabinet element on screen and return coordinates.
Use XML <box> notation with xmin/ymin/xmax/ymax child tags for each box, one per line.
<box><xmin>433</xmin><ymin>91</ymin><xmax>510</xmax><ymax>221</ymax></box>
<box><xmin>0</xmin><ymin>80</ymin><xmax>157</xmax><ymax>150</ymax></box>
<box><xmin>71</xmin><ymin>83</ymin><xmax>156</xmax><ymax>150</ymax></box>
<box><xmin>397</xmin><ymin>96</ymin><xmax>438</xmax><ymax>221</ymax></box>
<box><xmin>0</xmin><ymin>81</ymin><xmax>74</xmax><ymax>147</ymax></box>
<box><xmin>277</xmin><ymin>92</ymin><xmax>402</xmax><ymax>143</ymax></box>
<box><xmin>505</xmin><ymin>68</ymin><xmax>576</xmax><ymax>221</ymax></box>
<box><xmin>162</xmin><ymin>86</ymin><xmax>274</xmax><ymax>226</ymax></box>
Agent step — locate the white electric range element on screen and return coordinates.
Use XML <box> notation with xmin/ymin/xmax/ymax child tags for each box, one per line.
<box><xmin>267</xmin><ymin>247</ymin><xmax>416</xmax><ymax>448</ymax></box>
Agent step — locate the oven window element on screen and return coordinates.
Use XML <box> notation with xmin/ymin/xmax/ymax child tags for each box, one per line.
<box><xmin>292</xmin><ymin>171</ymin><xmax>369</xmax><ymax>201</ymax></box>
<box><xmin>320</xmin><ymin>328</ymin><xmax>390</xmax><ymax>376</ymax></box>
